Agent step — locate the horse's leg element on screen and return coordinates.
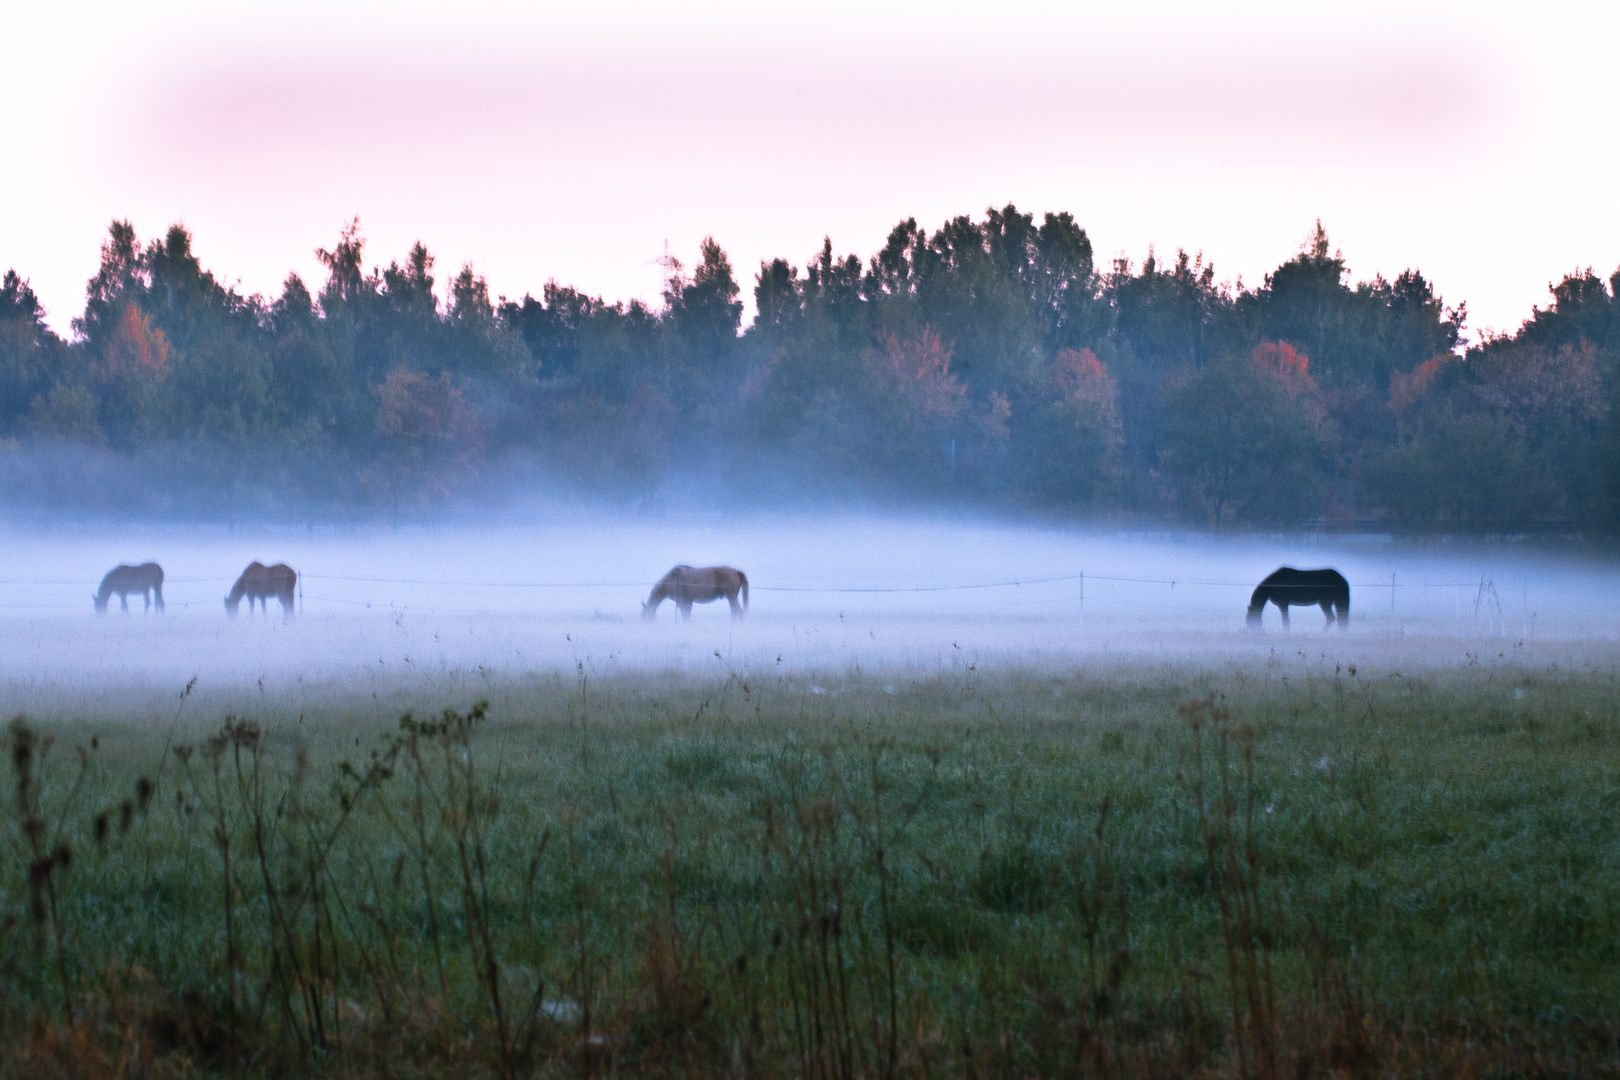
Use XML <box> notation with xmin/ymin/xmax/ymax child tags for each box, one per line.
<box><xmin>143</xmin><ymin>587</ymin><xmax>152</xmax><ymax>613</ymax></box>
<box><xmin>727</xmin><ymin>590</ymin><xmax>743</xmax><ymax>619</ymax></box>
<box><xmin>679</xmin><ymin>601</ymin><xmax>692</xmax><ymax>621</ymax></box>
<box><xmin>119</xmin><ymin>592</ymin><xmax>129</xmax><ymax>614</ymax></box>
<box><xmin>1277</xmin><ymin>600</ymin><xmax>1290</xmax><ymax>628</ymax></box>
<box><xmin>1336</xmin><ymin>598</ymin><xmax>1349</xmax><ymax>629</ymax></box>
<box><xmin>1320</xmin><ymin>599</ymin><xmax>1334</xmax><ymax>628</ymax></box>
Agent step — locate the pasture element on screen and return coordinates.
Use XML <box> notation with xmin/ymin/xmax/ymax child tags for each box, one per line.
<box><xmin>1</xmin><ymin>519</ymin><xmax>1618</xmax><ymax>1076</ymax></box>
<box><xmin>4</xmin><ymin>649</ymin><xmax>1619</xmax><ymax>1078</ymax></box>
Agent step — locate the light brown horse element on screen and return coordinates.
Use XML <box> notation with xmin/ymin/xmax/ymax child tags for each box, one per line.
<box><xmin>642</xmin><ymin>565</ymin><xmax>749</xmax><ymax>621</ymax></box>
<box><xmin>225</xmin><ymin>562</ymin><xmax>298</xmax><ymax>619</ymax></box>
<box><xmin>94</xmin><ymin>563</ymin><xmax>165</xmax><ymax>614</ymax></box>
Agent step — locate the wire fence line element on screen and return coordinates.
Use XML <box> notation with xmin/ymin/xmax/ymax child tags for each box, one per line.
<box><xmin>0</xmin><ymin>572</ymin><xmax>1494</xmax><ymax>593</ymax></box>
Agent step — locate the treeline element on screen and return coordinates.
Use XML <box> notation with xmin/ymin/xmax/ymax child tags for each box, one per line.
<box><xmin>2</xmin><ymin>211</ymin><xmax>1618</xmax><ymax>526</ymax></box>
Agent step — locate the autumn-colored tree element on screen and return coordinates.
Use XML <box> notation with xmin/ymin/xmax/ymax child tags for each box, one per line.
<box><xmin>375</xmin><ymin>370</ymin><xmax>480</xmax><ymax>447</ymax></box>
<box><xmin>99</xmin><ymin>304</ymin><xmax>170</xmax><ymax>380</ymax></box>
<box><xmin>369</xmin><ymin>369</ymin><xmax>484</xmax><ymax>507</ymax></box>
<box><xmin>863</xmin><ymin>326</ymin><xmax>968</xmax><ymax>428</ymax></box>
<box><xmin>1375</xmin><ymin>341</ymin><xmax>1603</xmax><ymax>525</ymax></box>
<box><xmin>1019</xmin><ymin>348</ymin><xmax>1122</xmax><ymax>504</ymax></box>
<box><xmin>1159</xmin><ymin>342</ymin><xmax>1328</xmax><ymax>524</ymax></box>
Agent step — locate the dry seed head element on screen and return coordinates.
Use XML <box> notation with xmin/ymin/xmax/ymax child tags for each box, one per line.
<box><xmin>93</xmin><ymin>813</ymin><xmax>109</xmax><ymax>845</ymax></box>
<box><xmin>10</xmin><ymin>719</ymin><xmax>34</xmax><ymax>773</ymax></box>
<box><xmin>135</xmin><ymin>776</ymin><xmax>154</xmax><ymax>812</ymax></box>
<box><xmin>119</xmin><ymin>800</ymin><xmax>134</xmax><ymax>833</ymax></box>
<box><xmin>227</xmin><ymin>718</ymin><xmax>261</xmax><ymax>750</ymax></box>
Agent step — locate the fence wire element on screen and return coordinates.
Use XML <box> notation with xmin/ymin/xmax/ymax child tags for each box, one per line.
<box><xmin>2</xmin><ymin>572</ymin><xmax>1488</xmax><ymax>593</ymax></box>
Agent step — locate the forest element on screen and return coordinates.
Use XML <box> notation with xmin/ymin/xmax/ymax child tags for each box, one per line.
<box><xmin>1</xmin><ymin>210</ymin><xmax>1617</xmax><ymax>527</ymax></box>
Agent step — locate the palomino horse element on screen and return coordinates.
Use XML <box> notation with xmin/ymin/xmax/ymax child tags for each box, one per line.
<box><xmin>1247</xmin><ymin>567</ymin><xmax>1349</xmax><ymax>629</ymax></box>
<box><xmin>94</xmin><ymin>563</ymin><xmax>165</xmax><ymax>614</ymax></box>
<box><xmin>225</xmin><ymin>562</ymin><xmax>298</xmax><ymax>619</ymax></box>
<box><xmin>643</xmin><ymin>565</ymin><xmax>749</xmax><ymax>621</ymax></box>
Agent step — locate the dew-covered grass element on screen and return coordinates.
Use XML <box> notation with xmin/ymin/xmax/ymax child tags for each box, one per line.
<box><xmin>3</xmin><ymin>654</ymin><xmax>1618</xmax><ymax>1077</ymax></box>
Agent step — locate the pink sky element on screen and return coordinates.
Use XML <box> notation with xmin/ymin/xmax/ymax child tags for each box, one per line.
<box><xmin>3</xmin><ymin>0</ymin><xmax>1616</xmax><ymax>339</ymax></box>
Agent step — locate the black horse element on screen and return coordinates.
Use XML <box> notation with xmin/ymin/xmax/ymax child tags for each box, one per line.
<box><xmin>1247</xmin><ymin>567</ymin><xmax>1349</xmax><ymax>629</ymax></box>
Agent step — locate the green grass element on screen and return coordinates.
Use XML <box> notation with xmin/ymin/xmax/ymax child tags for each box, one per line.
<box><xmin>3</xmin><ymin>661</ymin><xmax>1619</xmax><ymax>1077</ymax></box>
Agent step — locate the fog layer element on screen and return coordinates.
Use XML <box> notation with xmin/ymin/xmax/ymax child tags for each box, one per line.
<box><xmin>2</xmin><ymin>515</ymin><xmax>1615</xmax><ymax>722</ymax></box>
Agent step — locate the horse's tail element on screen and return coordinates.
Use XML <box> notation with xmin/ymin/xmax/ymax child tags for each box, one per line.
<box><xmin>738</xmin><ymin>571</ymin><xmax>749</xmax><ymax>612</ymax></box>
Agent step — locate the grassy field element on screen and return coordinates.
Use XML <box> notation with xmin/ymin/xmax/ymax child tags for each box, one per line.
<box><xmin>2</xmin><ymin>658</ymin><xmax>1618</xmax><ymax>1078</ymax></box>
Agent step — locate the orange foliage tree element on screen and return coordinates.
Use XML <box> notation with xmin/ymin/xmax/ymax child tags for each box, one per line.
<box><xmin>1022</xmin><ymin>347</ymin><xmax>1123</xmax><ymax>503</ymax></box>
<box><xmin>1159</xmin><ymin>341</ymin><xmax>1329</xmax><ymax>524</ymax></box>
<box><xmin>862</xmin><ymin>326</ymin><xmax>968</xmax><ymax>428</ymax></box>
<box><xmin>370</xmin><ymin>370</ymin><xmax>483</xmax><ymax>506</ymax></box>
<box><xmin>100</xmin><ymin>303</ymin><xmax>170</xmax><ymax>380</ymax></box>
<box><xmin>1375</xmin><ymin>341</ymin><xmax>1605</xmax><ymax>525</ymax></box>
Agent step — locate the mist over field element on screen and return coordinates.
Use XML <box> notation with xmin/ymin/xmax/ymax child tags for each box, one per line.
<box><xmin>4</xmin><ymin>512</ymin><xmax>1616</xmax><ymax>723</ymax></box>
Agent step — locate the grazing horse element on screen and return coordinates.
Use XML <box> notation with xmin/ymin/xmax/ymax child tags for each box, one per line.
<box><xmin>642</xmin><ymin>565</ymin><xmax>749</xmax><ymax>621</ymax></box>
<box><xmin>1247</xmin><ymin>567</ymin><xmax>1349</xmax><ymax>629</ymax></box>
<box><xmin>93</xmin><ymin>563</ymin><xmax>165</xmax><ymax>614</ymax></box>
<box><xmin>225</xmin><ymin>562</ymin><xmax>298</xmax><ymax>619</ymax></box>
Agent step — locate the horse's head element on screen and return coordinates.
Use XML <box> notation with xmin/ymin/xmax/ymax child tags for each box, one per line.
<box><xmin>641</xmin><ymin>599</ymin><xmax>656</xmax><ymax>621</ymax></box>
<box><xmin>92</xmin><ymin>593</ymin><xmax>107</xmax><ymax>613</ymax></box>
<box><xmin>1246</xmin><ymin>585</ymin><xmax>1269</xmax><ymax>629</ymax></box>
<box><xmin>224</xmin><ymin>595</ymin><xmax>240</xmax><ymax>617</ymax></box>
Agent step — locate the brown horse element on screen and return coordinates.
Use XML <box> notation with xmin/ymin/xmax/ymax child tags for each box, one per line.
<box><xmin>94</xmin><ymin>563</ymin><xmax>165</xmax><ymax>614</ymax></box>
<box><xmin>642</xmin><ymin>565</ymin><xmax>749</xmax><ymax>621</ymax></box>
<box><xmin>225</xmin><ymin>562</ymin><xmax>298</xmax><ymax>619</ymax></box>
